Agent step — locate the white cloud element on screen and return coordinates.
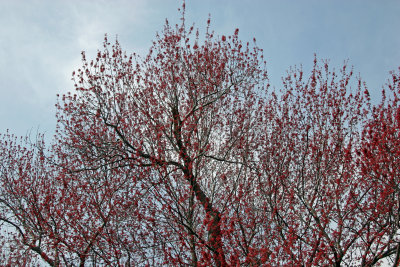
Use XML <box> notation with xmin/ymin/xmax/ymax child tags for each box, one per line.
<box><xmin>0</xmin><ymin>0</ymin><xmax>154</xmax><ymax>136</ymax></box>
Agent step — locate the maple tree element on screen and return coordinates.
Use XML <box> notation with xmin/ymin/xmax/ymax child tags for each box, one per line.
<box><xmin>1</xmin><ymin>4</ymin><xmax>400</xmax><ymax>266</ymax></box>
<box><xmin>358</xmin><ymin>68</ymin><xmax>400</xmax><ymax>266</ymax></box>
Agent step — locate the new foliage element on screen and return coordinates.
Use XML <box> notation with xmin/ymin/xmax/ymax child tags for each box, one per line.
<box><xmin>1</xmin><ymin>5</ymin><xmax>399</xmax><ymax>266</ymax></box>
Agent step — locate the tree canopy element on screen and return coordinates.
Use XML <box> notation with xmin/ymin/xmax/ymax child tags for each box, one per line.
<box><xmin>1</xmin><ymin>4</ymin><xmax>400</xmax><ymax>266</ymax></box>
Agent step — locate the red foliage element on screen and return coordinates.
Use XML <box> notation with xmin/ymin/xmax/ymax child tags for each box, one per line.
<box><xmin>1</xmin><ymin>5</ymin><xmax>399</xmax><ymax>267</ymax></box>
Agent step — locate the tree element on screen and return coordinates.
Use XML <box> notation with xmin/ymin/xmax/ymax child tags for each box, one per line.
<box><xmin>1</xmin><ymin>4</ymin><xmax>399</xmax><ymax>266</ymax></box>
<box><xmin>359</xmin><ymin>67</ymin><xmax>400</xmax><ymax>266</ymax></box>
<box><xmin>257</xmin><ymin>60</ymin><xmax>398</xmax><ymax>266</ymax></box>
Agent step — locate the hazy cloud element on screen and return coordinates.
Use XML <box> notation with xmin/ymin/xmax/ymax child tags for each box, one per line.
<box><xmin>1</xmin><ymin>0</ymin><xmax>399</xmax><ymax>137</ymax></box>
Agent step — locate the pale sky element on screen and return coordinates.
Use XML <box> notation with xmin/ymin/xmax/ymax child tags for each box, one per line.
<box><xmin>1</xmin><ymin>0</ymin><xmax>399</xmax><ymax>138</ymax></box>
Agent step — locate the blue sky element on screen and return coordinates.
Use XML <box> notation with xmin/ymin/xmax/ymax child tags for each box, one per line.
<box><xmin>1</xmin><ymin>0</ymin><xmax>399</xmax><ymax>138</ymax></box>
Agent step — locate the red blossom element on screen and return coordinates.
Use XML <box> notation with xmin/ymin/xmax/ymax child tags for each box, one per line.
<box><xmin>0</xmin><ymin>4</ymin><xmax>399</xmax><ymax>267</ymax></box>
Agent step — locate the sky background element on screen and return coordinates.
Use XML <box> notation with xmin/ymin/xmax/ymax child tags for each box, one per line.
<box><xmin>1</xmin><ymin>0</ymin><xmax>399</xmax><ymax>138</ymax></box>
